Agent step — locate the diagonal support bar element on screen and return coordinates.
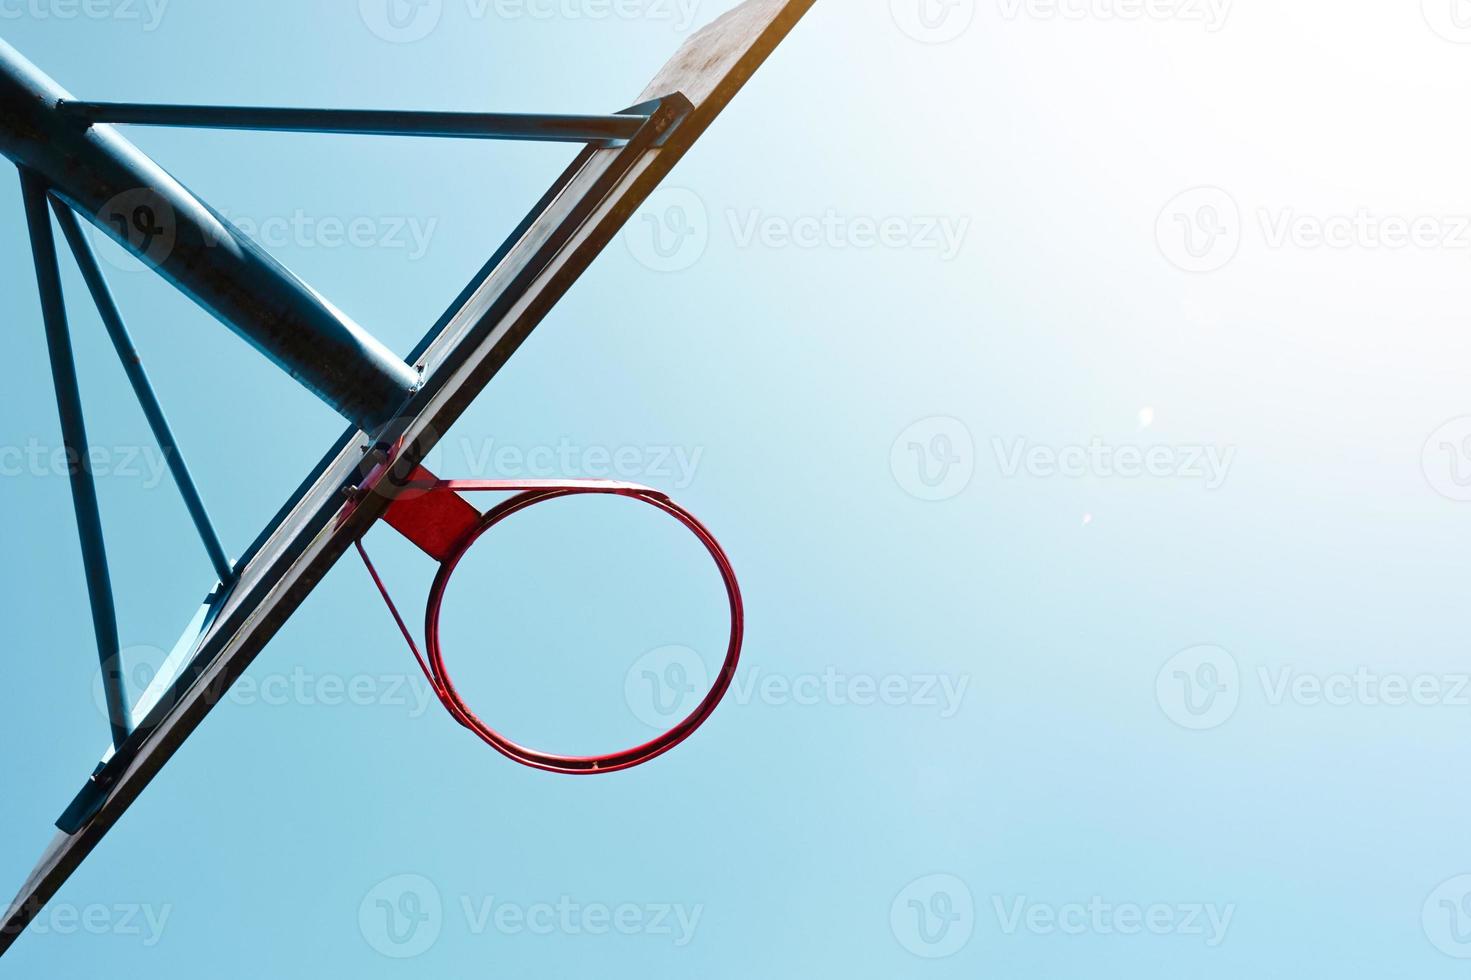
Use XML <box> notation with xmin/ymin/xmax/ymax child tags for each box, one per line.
<box><xmin>51</xmin><ymin>200</ymin><xmax>235</xmax><ymax>586</ymax></box>
<box><xmin>0</xmin><ymin>38</ymin><xmax>419</xmax><ymax>430</ymax></box>
<box><xmin>19</xmin><ymin>169</ymin><xmax>130</xmax><ymax>748</ymax></box>
<box><xmin>56</xmin><ymin>101</ymin><xmax>651</xmax><ymax>144</ymax></box>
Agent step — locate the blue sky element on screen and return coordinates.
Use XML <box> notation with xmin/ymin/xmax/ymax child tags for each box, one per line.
<box><xmin>5</xmin><ymin>0</ymin><xmax>1471</xmax><ymax>976</ymax></box>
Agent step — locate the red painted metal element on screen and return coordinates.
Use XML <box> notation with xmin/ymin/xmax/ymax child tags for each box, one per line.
<box><xmin>356</xmin><ymin>471</ymin><xmax>743</xmax><ymax>775</ymax></box>
<box><xmin>380</xmin><ymin>466</ymin><xmax>481</xmax><ymax>561</ymax></box>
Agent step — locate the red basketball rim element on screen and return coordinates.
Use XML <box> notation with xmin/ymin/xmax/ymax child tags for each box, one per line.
<box><xmin>420</xmin><ymin>484</ymin><xmax>744</xmax><ymax>774</ymax></box>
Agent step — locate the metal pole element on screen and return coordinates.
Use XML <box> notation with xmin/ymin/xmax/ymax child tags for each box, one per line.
<box><xmin>19</xmin><ymin>170</ymin><xmax>131</xmax><ymax>749</ymax></box>
<box><xmin>56</xmin><ymin>102</ymin><xmax>650</xmax><ymax>144</ymax></box>
<box><xmin>51</xmin><ymin>201</ymin><xmax>235</xmax><ymax>586</ymax></box>
<box><xmin>0</xmin><ymin>38</ymin><xmax>418</xmax><ymax>430</ymax></box>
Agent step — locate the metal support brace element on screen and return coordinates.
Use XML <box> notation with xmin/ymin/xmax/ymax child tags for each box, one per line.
<box><xmin>51</xmin><ymin>201</ymin><xmax>235</xmax><ymax>586</ymax></box>
<box><xmin>19</xmin><ymin>170</ymin><xmax>130</xmax><ymax>748</ymax></box>
<box><xmin>56</xmin><ymin>101</ymin><xmax>652</xmax><ymax>144</ymax></box>
<box><xmin>0</xmin><ymin>37</ymin><xmax>420</xmax><ymax>431</ymax></box>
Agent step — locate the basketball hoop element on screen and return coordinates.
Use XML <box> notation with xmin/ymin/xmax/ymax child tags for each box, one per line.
<box><xmin>353</xmin><ymin>468</ymin><xmax>743</xmax><ymax>775</ymax></box>
<box><xmin>0</xmin><ymin>0</ymin><xmax>815</xmax><ymax>945</ymax></box>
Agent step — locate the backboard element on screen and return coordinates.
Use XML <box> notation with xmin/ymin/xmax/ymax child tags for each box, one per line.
<box><xmin>0</xmin><ymin>0</ymin><xmax>815</xmax><ymax>952</ymax></box>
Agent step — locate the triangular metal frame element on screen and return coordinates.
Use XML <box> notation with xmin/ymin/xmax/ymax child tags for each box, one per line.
<box><xmin>0</xmin><ymin>0</ymin><xmax>816</xmax><ymax>955</ymax></box>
